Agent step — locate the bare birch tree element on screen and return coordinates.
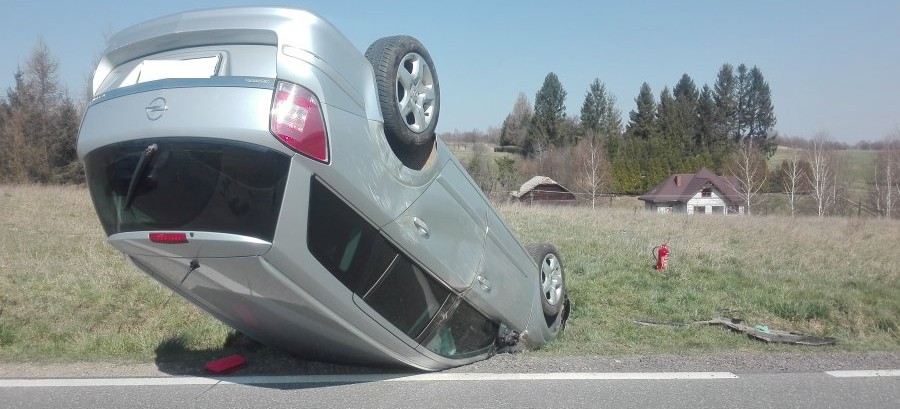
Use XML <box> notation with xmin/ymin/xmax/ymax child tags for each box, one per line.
<box><xmin>872</xmin><ymin>133</ymin><xmax>900</xmax><ymax>218</ymax></box>
<box><xmin>807</xmin><ymin>133</ymin><xmax>835</xmax><ymax>217</ymax></box>
<box><xmin>781</xmin><ymin>148</ymin><xmax>807</xmax><ymax>217</ymax></box>
<box><xmin>726</xmin><ymin>140</ymin><xmax>768</xmax><ymax>215</ymax></box>
<box><xmin>576</xmin><ymin>132</ymin><xmax>608</xmax><ymax>209</ymax></box>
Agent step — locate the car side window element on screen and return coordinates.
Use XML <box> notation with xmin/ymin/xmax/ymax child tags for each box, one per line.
<box><xmin>423</xmin><ymin>300</ymin><xmax>497</xmax><ymax>359</ymax></box>
<box><xmin>307</xmin><ymin>178</ymin><xmax>394</xmax><ymax>295</ymax></box>
<box><xmin>307</xmin><ymin>177</ymin><xmax>451</xmax><ymax>339</ymax></box>
<box><xmin>362</xmin><ymin>256</ymin><xmax>450</xmax><ymax>338</ymax></box>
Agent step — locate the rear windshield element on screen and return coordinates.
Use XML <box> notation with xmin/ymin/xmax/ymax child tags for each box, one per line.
<box><xmin>83</xmin><ymin>138</ymin><xmax>290</xmax><ymax>241</ymax></box>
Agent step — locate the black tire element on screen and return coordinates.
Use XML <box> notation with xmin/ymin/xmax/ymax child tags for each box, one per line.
<box><xmin>365</xmin><ymin>36</ymin><xmax>439</xmax><ymax>170</ymax></box>
<box><xmin>526</xmin><ymin>244</ymin><xmax>567</xmax><ymax>318</ymax></box>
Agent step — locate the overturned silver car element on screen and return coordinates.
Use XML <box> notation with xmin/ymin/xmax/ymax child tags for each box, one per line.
<box><xmin>77</xmin><ymin>6</ymin><xmax>567</xmax><ymax>370</ymax></box>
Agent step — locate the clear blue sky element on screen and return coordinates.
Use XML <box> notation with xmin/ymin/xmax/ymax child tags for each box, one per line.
<box><xmin>3</xmin><ymin>0</ymin><xmax>899</xmax><ymax>143</ymax></box>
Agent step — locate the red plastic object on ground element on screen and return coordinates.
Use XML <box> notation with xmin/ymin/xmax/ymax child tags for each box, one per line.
<box><xmin>205</xmin><ymin>354</ymin><xmax>247</xmax><ymax>374</ymax></box>
<box><xmin>655</xmin><ymin>242</ymin><xmax>669</xmax><ymax>270</ymax></box>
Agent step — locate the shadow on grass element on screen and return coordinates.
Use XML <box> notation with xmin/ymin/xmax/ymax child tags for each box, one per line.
<box><xmin>153</xmin><ymin>332</ymin><xmax>407</xmax><ymax>380</ymax></box>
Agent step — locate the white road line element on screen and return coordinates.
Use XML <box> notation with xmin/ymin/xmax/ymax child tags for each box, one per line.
<box><xmin>825</xmin><ymin>370</ymin><xmax>900</xmax><ymax>378</ymax></box>
<box><xmin>0</xmin><ymin>372</ymin><xmax>738</xmax><ymax>387</ymax></box>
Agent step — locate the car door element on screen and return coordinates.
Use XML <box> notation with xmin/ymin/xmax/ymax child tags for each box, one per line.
<box><xmin>464</xmin><ymin>209</ymin><xmax>536</xmax><ymax>330</ymax></box>
<box><xmin>381</xmin><ymin>160</ymin><xmax>487</xmax><ymax>292</ymax></box>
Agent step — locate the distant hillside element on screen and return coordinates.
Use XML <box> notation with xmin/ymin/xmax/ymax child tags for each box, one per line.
<box><xmin>769</xmin><ymin>146</ymin><xmax>877</xmax><ymax>193</ymax></box>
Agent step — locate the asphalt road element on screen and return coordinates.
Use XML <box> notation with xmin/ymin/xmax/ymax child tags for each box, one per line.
<box><xmin>1</xmin><ymin>371</ymin><xmax>898</xmax><ymax>409</ymax></box>
<box><xmin>1</xmin><ymin>353</ymin><xmax>898</xmax><ymax>409</ymax></box>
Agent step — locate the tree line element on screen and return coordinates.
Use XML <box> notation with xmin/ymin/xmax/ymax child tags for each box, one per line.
<box><xmin>454</xmin><ymin>65</ymin><xmax>899</xmax><ymax>218</ymax></box>
<box><xmin>0</xmin><ymin>41</ymin><xmax>82</xmax><ymax>184</ymax></box>
<box><xmin>491</xmin><ymin>63</ymin><xmax>777</xmax><ymax>196</ymax></box>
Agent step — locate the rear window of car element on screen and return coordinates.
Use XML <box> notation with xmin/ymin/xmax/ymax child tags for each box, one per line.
<box><xmin>83</xmin><ymin>138</ymin><xmax>290</xmax><ymax>241</ymax></box>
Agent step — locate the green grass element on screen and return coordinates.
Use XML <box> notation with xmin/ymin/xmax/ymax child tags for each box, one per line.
<box><xmin>769</xmin><ymin>146</ymin><xmax>877</xmax><ymax>193</ymax></box>
<box><xmin>499</xmin><ymin>203</ymin><xmax>899</xmax><ymax>355</ymax></box>
<box><xmin>0</xmin><ymin>185</ymin><xmax>233</xmax><ymax>362</ymax></box>
<box><xmin>0</xmin><ymin>185</ymin><xmax>897</xmax><ymax>363</ymax></box>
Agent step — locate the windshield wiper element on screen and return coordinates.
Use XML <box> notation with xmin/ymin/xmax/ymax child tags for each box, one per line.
<box><xmin>123</xmin><ymin>143</ymin><xmax>158</xmax><ymax>210</ymax></box>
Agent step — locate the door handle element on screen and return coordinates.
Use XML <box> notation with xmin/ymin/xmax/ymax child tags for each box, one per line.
<box><xmin>413</xmin><ymin>217</ymin><xmax>429</xmax><ymax>238</ymax></box>
<box><xmin>476</xmin><ymin>275</ymin><xmax>492</xmax><ymax>292</ymax></box>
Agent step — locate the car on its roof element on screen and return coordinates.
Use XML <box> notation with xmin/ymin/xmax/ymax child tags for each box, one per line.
<box><xmin>77</xmin><ymin>6</ymin><xmax>567</xmax><ymax>371</ymax></box>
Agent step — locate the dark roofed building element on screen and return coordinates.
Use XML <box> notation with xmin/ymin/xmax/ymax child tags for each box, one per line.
<box><xmin>638</xmin><ymin>168</ymin><xmax>744</xmax><ymax>215</ymax></box>
<box><xmin>511</xmin><ymin>176</ymin><xmax>576</xmax><ymax>204</ymax></box>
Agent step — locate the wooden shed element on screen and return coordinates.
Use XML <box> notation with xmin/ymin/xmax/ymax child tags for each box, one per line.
<box><xmin>511</xmin><ymin>176</ymin><xmax>577</xmax><ymax>204</ymax></box>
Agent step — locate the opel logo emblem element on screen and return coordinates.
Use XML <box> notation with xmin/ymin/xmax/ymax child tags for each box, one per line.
<box><xmin>145</xmin><ymin>97</ymin><xmax>168</xmax><ymax>121</ymax></box>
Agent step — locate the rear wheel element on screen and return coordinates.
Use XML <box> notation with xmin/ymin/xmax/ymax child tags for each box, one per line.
<box><xmin>365</xmin><ymin>36</ymin><xmax>439</xmax><ymax>170</ymax></box>
<box><xmin>527</xmin><ymin>244</ymin><xmax>567</xmax><ymax>333</ymax></box>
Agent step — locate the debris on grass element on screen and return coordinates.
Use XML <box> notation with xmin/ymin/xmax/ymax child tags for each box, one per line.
<box><xmin>636</xmin><ymin>318</ymin><xmax>838</xmax><ymax>346</ymax></box>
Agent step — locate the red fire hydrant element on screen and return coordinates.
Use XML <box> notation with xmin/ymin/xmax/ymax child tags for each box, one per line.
<box><xmin>655</xmin><ymin>242</ymin><xmax>669</xmax><ymax>270</ymax></box>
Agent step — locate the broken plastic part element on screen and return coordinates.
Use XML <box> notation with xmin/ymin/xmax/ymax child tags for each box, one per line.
<box><xmin>496</xmin><ymin>324</ymin><xmax>521</xmax><ymax>347</ymax></box>
<box><xmin>205</xmin><ymin>354</ymin><xmax>246</xmax><ymax>374</ymax></box>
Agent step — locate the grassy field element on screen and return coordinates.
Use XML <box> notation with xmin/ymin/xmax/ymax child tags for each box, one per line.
<box><xmin>768</xmin><ymin>146</ymin><xmax>877</xmax><ymax>192</ymax></box>
<box><xmin>0</xmin><ymin>185</ymin><xmax>897</xmax><ymax>363</ymax></box>
<box><xmin>501</xmin><ymin>203</ymin><xmax>898</xmax><ymax>355</ymax></box>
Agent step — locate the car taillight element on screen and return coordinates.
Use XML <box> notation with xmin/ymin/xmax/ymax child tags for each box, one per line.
<box><xmin>149</xmin><ymin>232</ymin><xmax>188</xmax><ymax>244</ymax></box>
<box><xmin>270</xmin><ymin>81</ymin><xmax>329</xmax><ymax>163</ymax></box>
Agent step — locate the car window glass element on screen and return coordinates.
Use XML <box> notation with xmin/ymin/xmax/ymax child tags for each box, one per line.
<box><xmin>424</xmin><ymin>300</ymin><xmax>497</xmax><ymax>358</ymax></box>
<box><xmin>363</xmin><ymin>256</ymin><xmax>450</xmax><ymax>339</ymax></box>
<box><xmin>307</xmin><ymin>177</ymin><xmax>455</xmax><ymax>340</ymax></box>
<box><xmin>307</xmin><ymin>179</ymin><xmax>395</xmax><ymax>295</ymax></box>
<box><xmin>83</xmin><ymin>138</ymin><xmax>289</xmax><ymax>241</ymax></box>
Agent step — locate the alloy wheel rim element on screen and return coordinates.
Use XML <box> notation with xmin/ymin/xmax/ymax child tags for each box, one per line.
<box><xmin>540</xmin><ymin>254</ymin><xmax>563</xmax><ymax>306</ymax></box>
<box><xmin>395</xmin><ymin>52</ymin><xmax>435</xmax><ymax>133</ymax></box>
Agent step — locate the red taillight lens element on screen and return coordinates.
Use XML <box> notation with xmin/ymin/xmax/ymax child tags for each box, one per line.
<box><xmin>149</xmin><ymin>232</ymin><xmax>188</xmax><ymax>244</ymax></box>
<box><xmin>270</xmin><ymin>81</ymin><xmax>329</xmax><ymax>163</ymax></box>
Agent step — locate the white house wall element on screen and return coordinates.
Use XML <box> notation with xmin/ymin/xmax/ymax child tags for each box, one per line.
<box><xmin>647</xmin><ymin>201</ymin><xmax>680</xmax><ymax>213</ymax></box>
<box><xmin>686</xmin><ymin>188</ymin><xmax>728</xmax><ymax>214</ymax></box>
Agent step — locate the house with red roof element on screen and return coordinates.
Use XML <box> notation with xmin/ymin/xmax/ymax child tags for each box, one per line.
<box><xmin>638</xmin><ymin>168</ymin><xmax>744</xmax><ymax>215</ymax></box>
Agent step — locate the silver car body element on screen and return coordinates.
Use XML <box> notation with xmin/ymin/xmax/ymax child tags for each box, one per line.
<box><xmin>77</xmin><ymin>7</ymin><xmax>558</xmax><ymax>371</ymax></box>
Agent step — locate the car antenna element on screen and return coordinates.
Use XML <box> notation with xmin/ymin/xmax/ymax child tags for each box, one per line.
<box><xmin>163</xmin><ymin>260</ymin><xmax>200</xmax><ymax>308</ymax></box>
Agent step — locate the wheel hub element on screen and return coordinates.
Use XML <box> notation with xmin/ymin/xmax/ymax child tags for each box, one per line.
<box><xmin>396</xmin><ymin>52</ymin><xmax>435</xmax><ymax>133</ymax></box>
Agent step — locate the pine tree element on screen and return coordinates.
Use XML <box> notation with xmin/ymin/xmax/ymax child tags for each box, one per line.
<box><xmin>735</xmin><ymin>63</ymin><xmax>751</xmax><ymax>143</ymax></box>
<box><xmin>656</xmin><ymin>86</ymin><xmax>678</xmax><ymax>141</ymax></box>
<box><xmin>580</xmin><ymin>78</ymin><xmax>608</xmax><ymax>139</ymax></box>
<box><xmin>655</xmin><ymin>87</ymin><xmax>687</xmax><ymax>176</ymax></box>
<box><xmin>601</xmin><ymin>93</ymin><xmax>623</xmax><ymax>161</ymax></box>
<box><xmin>51</xmin><ymin>96</ymin><xmax>83</xmax><ymax>183</ymax></box>
<box><xmin>713</xmin><ymin>63</ymin><xmax>737</xmax><ymax>142</ymax></box>
<box><xmin>529</xmin><ymin>72</ymin><xmax>567</xmax><ymax>154</ymax></box>
<box><xmin>746</xmin><ymin>66</ymin><xmax>777</xmax><ymax>156</ymax></box>
<box><xmin>626</xmin><ymin>82</ymin><xmax>656</xmax><ymax>140</ymax></box>
<box><xmin>673</xmin><ymin>74</ymin><xmax>700</xmax><ymax>153</ymax></box>
<box><xmin>696</xmin><ymin>84</ymin><xmax>719</xmax><ymax>154</ymax></box>
<box><xmin>712</xmin><ymin>62</ymin><xmax>777</xmax><ymax>158</ymax></box>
